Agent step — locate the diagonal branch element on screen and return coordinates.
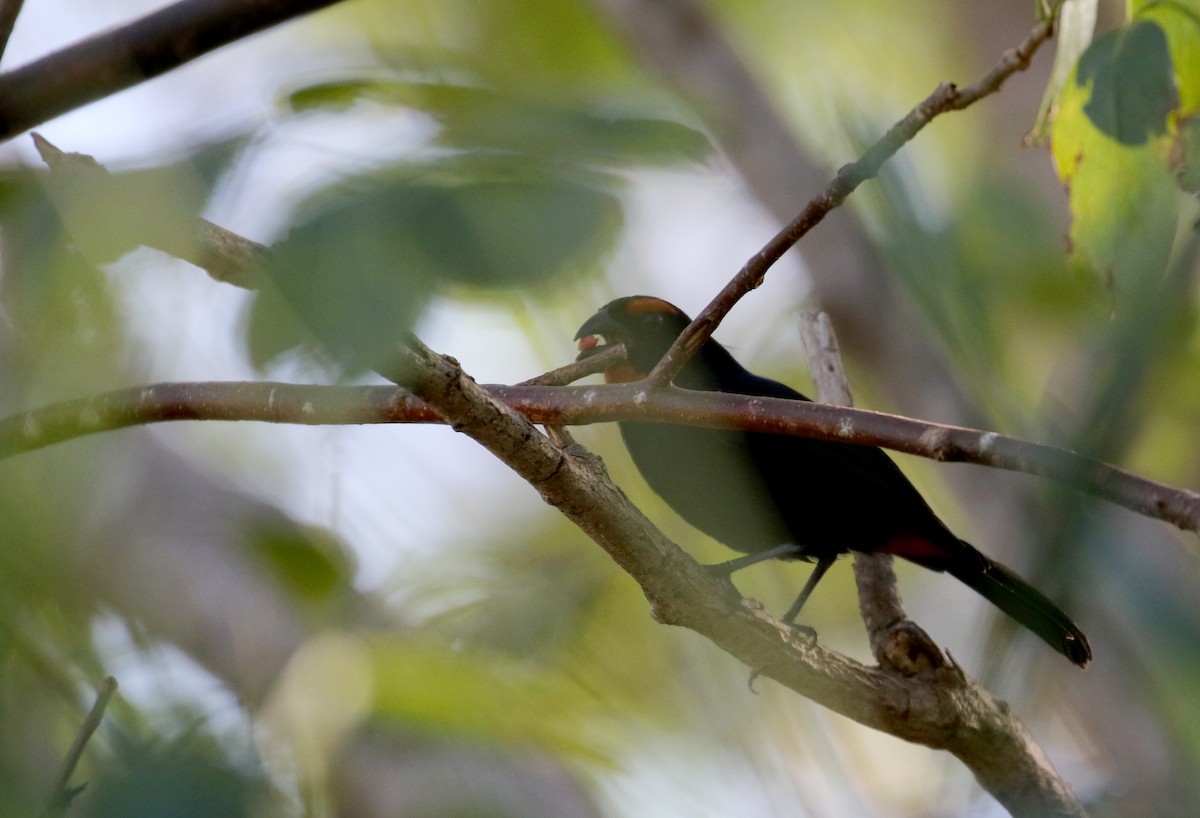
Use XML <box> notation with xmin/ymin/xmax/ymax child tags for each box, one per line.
<box><xmin>0</xmin><ymin>0</ymin><xmax>346</xmax><ymax>141</ymax></box>
<box><xmin>0</xmin><ymin>0</ymin><xmax>24</xmax><ymax>60</ymax></box>
<box><xmin>646</xmin><ymin>7</ymin><xmax>1060</xmax><ymax>385</ymax></box>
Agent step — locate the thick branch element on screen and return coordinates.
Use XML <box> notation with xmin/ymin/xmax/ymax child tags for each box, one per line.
<box><xmin>1</xmin><ymin>380</ymin><xmax>1195</xmax><ymax>537</ymax></box>
<box><xmin>647</xmin><ymin>10</ymin><xmax>1058</xmax><ymax>384</ymax></box>
<box><xmin>0</xmin><ymin>0</ymin><xmax>346</xmax><ymax>140</ymax></box>
<box><xmin>394</xmin><ymin>339</ymin><xmax>1084</xmax><ymax>817</ymax></box>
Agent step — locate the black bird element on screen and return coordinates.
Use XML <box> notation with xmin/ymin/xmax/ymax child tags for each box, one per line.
<box><xmin>575</xmin><ymin>295</ymin><xmax>1091</xmax><ymax>667</ymax></box>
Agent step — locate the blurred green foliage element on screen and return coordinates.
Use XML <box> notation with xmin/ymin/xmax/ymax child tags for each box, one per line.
<box><xmin>254</xmin><ymin>77</ymin><xmax>710</xmax><ymax>373</ymax></box>
<box><xmin>78</xmin><ymin>733</ymin><xmax>275</xmax><ymax>818</ymax></box>
<box><xmin>255</xmin><ymin>156</ymin><xmax>624</xmax><ymax>373</ymax></box>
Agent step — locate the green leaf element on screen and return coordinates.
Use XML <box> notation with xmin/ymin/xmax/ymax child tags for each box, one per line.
<box><xmin>258</xmin><ymin>182</ymin><xmax>436</xmax><ymax>374</ymax></box>
<box><xmin>1172</xmin><ymin>113</ymin><xmax>1200</xmax><ymax>192</ymax></box>
<box><xmin>85</xmin><ymin>735</ymin><xmax>269</xmax><ymax>818</ymax></box>
<box><xmin>1137</xmin><ymin>0</ymin><xmax>1200</xmax><ymax>113</ymax></box>
<box><xmin>1076</xmin><ymin>19</ymin><xmax>1179</xmax><ymax>145</ymax></box>
<box><xmin>1052</xmin><ymin>55</ymin><xmax>1180</xmax><ymax>287</ymax></box>
<box><xmin>431</xmin><ymin>177</ymin><xmax>622</xmax><ymax>288</ymax></box>
<box><xmin>286</xmin><ymin>79</ymin><xmax>389</xmax><ymax>112</ymax></box>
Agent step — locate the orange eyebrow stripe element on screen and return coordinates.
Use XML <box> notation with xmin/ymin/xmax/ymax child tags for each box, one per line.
<box><xmin>624</xmin><ymin>297</ymin><xmax>679</xmax><ymax>316</ymax></box>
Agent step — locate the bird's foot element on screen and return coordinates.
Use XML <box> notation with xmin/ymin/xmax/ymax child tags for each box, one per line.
<box><xmin>788</xmin><ymin>622</ymin><xmax>818</xmax><ymax>643</ymax></box>
<box><xmin>745</xmin><ymin>622</ymin><xmax>818</xmax><ymax>692</ymax></box>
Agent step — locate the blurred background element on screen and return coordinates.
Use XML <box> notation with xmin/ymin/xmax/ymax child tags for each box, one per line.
<box><xmin>1</xmin><ymin>0</ymin><xmax>1198</xmax><ymax>816</ymax></box>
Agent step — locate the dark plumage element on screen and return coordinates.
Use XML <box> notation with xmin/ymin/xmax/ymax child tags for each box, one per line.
<box><xmin>575</xmin><ymin>295</ymin><xmax>1091</xmax><ymax>667</ymax></box>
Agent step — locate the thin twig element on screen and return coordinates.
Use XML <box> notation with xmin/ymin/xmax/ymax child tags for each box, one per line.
<box><xmin>647</xmin><ymin>11</ymin><xmax>1059</xmax><ymax>385</ymax></box>
<box><xmin>518</xmin><ymin>344</ymin><xmax>626</xmax><ymax>386</ymax></box>
<box><xmin>42</xmin><ymin>676</ymin><xmax>118</xmax><ymax>818</ymax></box>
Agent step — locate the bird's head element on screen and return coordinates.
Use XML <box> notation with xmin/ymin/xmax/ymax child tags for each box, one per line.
<box><xmin>575</xmin><ymin>296</ymin><xmax>693</xmax><ymax>383</ymax></box>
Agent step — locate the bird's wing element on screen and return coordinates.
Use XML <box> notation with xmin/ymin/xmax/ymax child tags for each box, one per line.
<box><xmin>722</xmin><ymin>371</ymin><xmax>944</xmax><ymax>518</ymax></box>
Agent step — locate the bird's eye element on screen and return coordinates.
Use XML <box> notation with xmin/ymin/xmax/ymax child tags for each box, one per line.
<box><xmin>578</xmin><ymin>333</ymin><xmax>607</xmax><ymax>352</ymax></box>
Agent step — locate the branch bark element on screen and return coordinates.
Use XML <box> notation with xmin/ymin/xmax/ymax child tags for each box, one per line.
<box><xmin>0</xmin><ymin>0</ymin><xmax>346</xmax><ymax>141</ymax></box>
<box><xmin>1</xmin><ymin>379</ymin><xmax>1195</xmax><ymax>538</ymax></box>
<box><xmin>0</xmin><ymin>0</ymin><xmax>23</xmax><ymax>60</ymax></box>
<box><xmin>631</xmin><ymin>4</ymin><xmax>1060</xmax><ymax>385</ymax></box>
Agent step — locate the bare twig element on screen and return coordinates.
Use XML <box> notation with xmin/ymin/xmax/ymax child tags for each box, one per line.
<box><xmin>42</xmin><ymin>676</ymin><xmax>119</xmax><ymax>818</ymax></box>
<box><xmin>798</xmin><ymin>312</ymin><xmax>944</xmax><ymax>674</ymax></box>
<box><xmin>518</xmin><ymin>344</ymin><xmax>626</xmax><ymax>386</ymax></box>
<box><xmin>1</xmin><ymin>379</ymin><xmax>1196</xmax><ymax>538</ymax></box>
<box><xmin>518</xmin><ymin>343</ymin><xmax>628</xmax><ymax>447</ymax></box>
<box><xmin>647</xmin><ymin>11</ymin><xmax>1059</xmax><ymax>385</ymax></box>
<box><xmin>0</xmin><ymin>0</ymin><xmax>346</xmax><ymax>141</ymax></box>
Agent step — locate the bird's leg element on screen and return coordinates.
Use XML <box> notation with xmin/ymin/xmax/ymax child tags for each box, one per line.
<box><xmin>703</xmin><ymin>543</ymin><xmax>806</xmax><ymax>578</ymax></box>
<box><xmin>780</xmin><ymin>555</ymin><xmax>836</xmax><ymax>625</ymax></box>
<box><xmin>745</xmin><ymin>556</ymin><xmax>833</xmax><ymax>690</ymax></box>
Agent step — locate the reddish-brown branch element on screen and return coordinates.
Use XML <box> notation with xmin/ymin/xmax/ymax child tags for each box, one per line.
<box><xmin>2</xmin><ymin>379</ymin><xmax>1196</xmax><ymax>536</ymax></box>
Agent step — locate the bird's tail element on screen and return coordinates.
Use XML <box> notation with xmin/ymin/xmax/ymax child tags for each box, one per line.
<box><xmin>911</xmin><ymin>541</ymin><xmax>1092</xmax><ymax>667</ymax></box>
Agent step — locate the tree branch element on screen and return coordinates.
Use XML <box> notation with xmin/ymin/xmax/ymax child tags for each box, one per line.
<box><xmin>0</xmin><ymin>0</ymin><xmax>24</xmax><ymax>60</ymax></box>
<box><xmin>2</xmin><ymin>379</ymin><xmax>1195</xmax><ymax>537</ymax></box>
<box><xmin>389</xmin><ymin>337</ymin><xmax>1085</xmax><ymax>817</ymax></box>
<box><xmin>798</xmin><ymin>312</ymin><xmax>945</xmax><ymax>674</ymax></box>
<box><xmin>645</xmin><ymin>7</ymin><xmax>1060</xmax><ymax>385</ymax></box>
<box><xmin>0</xmin><ymin>0</ymin><xmax>346</xmax><ymax>141</ymax></box>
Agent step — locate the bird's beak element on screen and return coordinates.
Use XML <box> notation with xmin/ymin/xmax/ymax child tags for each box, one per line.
<box><xmin>574</xmin><ymin>311</ymin><xmax>622</xmax><ymax>361</ymax></box>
